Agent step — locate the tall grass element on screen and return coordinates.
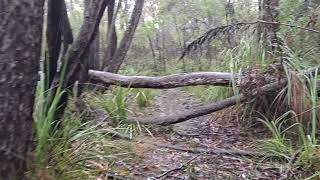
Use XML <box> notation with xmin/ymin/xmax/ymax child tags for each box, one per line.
<box><xmin>89</xmin><ymin>87</ymin><xmax>154</xmax><ymax>138</ymax></box>
<box><xmin>257</xmin><ymin>111</ymin><xmax>297</xmax><ymax>158</ymax></box>
<box><xmin>133</xmin><ymin>89</ymin><xmax>156</xmax><ymax>108</ymax></box>
<box><xmin>34</xmin><ymin>54</ymin><xmax>69</xmax><ymax>166</ymax></box>
<box><xmin>258</xmin><ymin>65</ymin><xmax>319</xmax><ymax>176</ymax></box>
<box><xmin>101</xmin><ymin>87</ymin><xmax>130</xmax><ymax>126</ymax></box>
<box><xmin>33</xmin><ymin>54</ymin><xmax>116</xmax><ymax>178</ymax></box>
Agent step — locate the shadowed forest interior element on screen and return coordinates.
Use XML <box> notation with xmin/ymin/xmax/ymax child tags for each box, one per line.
<box><xmin>1</xmin><ymin>0</ymin><xmax>320</xmax><ymax>179</ymax></box>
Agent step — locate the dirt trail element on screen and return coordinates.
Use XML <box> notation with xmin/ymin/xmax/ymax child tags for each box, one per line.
<box><xmin>118</xmin><ymin>89</ymin><xmax>281</xmax><ymax>179</ymax></box>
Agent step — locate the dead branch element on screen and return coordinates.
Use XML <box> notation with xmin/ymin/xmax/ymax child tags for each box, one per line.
<box><xmin>128</xmin><ymin>80</ymin><xmax>286</xmax><ymax>125</ymax></box>
<box><xmin>89</xmin><ymin>70</ymin><xmax>233</xmax><ymax>88</ymax></box>
<box><xmin>181</xmin><ymin>21</ymin><xmax>320</xmax><ymax>58</ymax></box>
<box><xmin>150</xmin><ymin>141</ymin><xmax>263</xmax><ymax>157</ymax></box>
<box><xmin>180</xmin><ymin>22</ymin><xmax>256</xmax><ymax>59</ymax></box>
<box><xmin>257</xmin><ymin>20</ymin><xmax>320</xmax><ymax>34</ymax></box>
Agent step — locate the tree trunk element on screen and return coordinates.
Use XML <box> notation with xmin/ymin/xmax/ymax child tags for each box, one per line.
<box><xmin>106</xmin><ymin>0</ymin><xmax>144</xmax><ymax>73</ymax></box>
<box><xmin>51</xmin><ymin>0</ymin><xmax>108</xmax><ymax>127</ymax></box>
<box><xmin>84</xmin><ymin>0</ymin><xmax>101</xmax><ymax>71</ymax></box>
<box><xmin>60</xmin><ymin>0</ymin><xmax>74</xmax><ymax>55</ymax></box>
<box><xmin>258</xmin><ymin>0</ymin><xmax>280</xmax><ymax>52</ymax></box>
<box><xmin>147</xmin><ymin>35</ymin><xmax>157</xmax><ymax>69</ymax></box>
<box><xmin>103</xmin><ymin>0</ymin><xmax>119</xmax><ymax>69</ymax></box>
<box><xmin>46</xmin><ymin>0</ymin><xmax>63</xmax><ymax>87</ymax></box>
<box><xmin>46</xmin><ymin>0</ymin><xmax>73</xmax><ymax>87</ymax></box>
<box><xmin>46</xmin><ymin>0</ymin><xmax>74</xmax><ymax>126</ymax></box>
<box><xmin>0</xmin><ymin>0</ymin><xmax>45</xmax><ymax>178</ymax></box>
<box><xmin>62</xmin><ymin>0</ymin><xmax>108</xmax><ymax>87</ymax></box>
<box><xmin>88</xmin><ymin>32</ymin><xmax>100</xmax><ymax>70</ymax></box>
<box><xmin>76</xmin><ymin>0</ymin><xmax>103</xmax><ymax>96</ymax></box>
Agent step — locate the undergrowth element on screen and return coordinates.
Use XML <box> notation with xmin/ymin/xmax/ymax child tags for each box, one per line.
<box><xmin>87</xmin><ymin>86</ymin><xmax>155</xmax><ymax>138</ymax></box>
<box><xmin>33</xmin><ymin>83</ymin><xmax>145</xmax><ymax>178</ymax></box>
<box><xmin>257</xmin><ymin>66</ymin><xmax>320</xmax><ymax>178</ymax></box>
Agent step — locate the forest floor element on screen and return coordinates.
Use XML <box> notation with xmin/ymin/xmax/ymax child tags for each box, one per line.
<box><xmin>97</xmin><ymin>89</ymin><xmax>285</xmax><ymax>179</ymax></box>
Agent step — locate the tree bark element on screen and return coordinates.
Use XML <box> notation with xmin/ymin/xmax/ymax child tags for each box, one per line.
<box><xmin>89</xmin><ymin>70</ymin><xmax>233</xmax><ymax>88</ymax></box>
<box><xmin>106</xmin><ymin>0</ymin><xmax>144</xmax><ymax>73</ymax></box>
<box><xmin>51</xmin><ymin>0</ymin><xmax>108</xmax><ymax>127</ymax></box>
<box><xmin>103</xmin><ymin>0</ymin><xmax>119</xmax><ymax>69</ymax></box>
<box><xmin>45</xmin><ymin>0</ymin><xmax>74</xmax><ymax>126</ymax></box>
<box><xmin>83</xmin><ymin>0</ymin><xmax>101</xmax><ymax>71</ymax></box>
<box><xmin>62</xmin><ymin>0</ymin><xmax>108</xmax><ymax>87</ymax></box>
<box><xmin>258</xmin><ymin>0</ymin><xmax>280</xmax><ymax>52</ymax></box>
<box><xmin>0</xmin><ymin>0</ymin><xmax>45</xmax><ymax>178</ymax></box>
<box><xmin>46</xmin><ymin>0</ymin><xmax>73</xmax><ymax>87</ymax></box>
<box><xmin>88</xmin><ymin>31</ymin><xmax>100</xmax><ymax>70</ymax></box>
<box><xmin>46</xmin><ymin>0</ymin><xmax>63</xmax><ymax>87</ymax></box>
<box><xmin>147</xmin><ymin>35</ymin><xmax>157</xmax><ymax>69</ymax></box>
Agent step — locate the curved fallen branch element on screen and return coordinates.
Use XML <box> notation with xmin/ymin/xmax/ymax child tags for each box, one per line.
<box><xmin>89</xmin><ymin>70</ymin><xmax>234</xmax><ymax>88</ymax></box>
<box><xmin>128</xmin><ymin>80</ymin><xmax>287</xmax><ymax>125</ymax></box>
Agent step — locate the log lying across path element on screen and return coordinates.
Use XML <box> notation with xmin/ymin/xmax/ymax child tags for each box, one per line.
<box><xmin>88</xmin><ymin>65</ymin><xmax>318</xmax><ymax>125</ymax></box>
<box><xmin>128</xmin><ymin>80</ymin><xmax>286</xmax><ymax>125</ymax></box>
<box><xmin>89</xmin><ymin>70</ymin><xmax>234</xmax><ymax>88</ymax></box>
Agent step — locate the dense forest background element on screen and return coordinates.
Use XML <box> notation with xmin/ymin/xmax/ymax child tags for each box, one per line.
<box><xmin>1</xmin><ymin>0</ymin><xmax>320</xmax><ymax>179</ymax></box>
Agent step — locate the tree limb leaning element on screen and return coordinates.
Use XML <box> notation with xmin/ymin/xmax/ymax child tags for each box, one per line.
<box><xmin>128</xmin><ymin>80</ymin><xmax>286</xmax><ymax>125</ymax></box>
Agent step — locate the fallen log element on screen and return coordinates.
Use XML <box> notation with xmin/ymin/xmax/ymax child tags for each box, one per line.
<box><xmin>128</xmin><ymin>80</ymin><xmax>287</xmax><ymax>125</ymax></box>
<box><xmin>89</xmin><ymin>70</ymin><xmax>234</xmax><ymax>88</ymax></box>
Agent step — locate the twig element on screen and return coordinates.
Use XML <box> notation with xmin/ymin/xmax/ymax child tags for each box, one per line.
<box><xmin>155</xmin><ymin>154</ymin><xmax>202</xmax><ymax>179</ymax></box>
<box><xmin>101</xmin><ymin>128</ymin><xmax>132</xmax><ymax>140</ymax></box>
<box><xmin>150</xmin><ymin>141</ymin><xmax>263</xmax><ymax>157</ymax></box>
<box><xmin>257</xmin><ymin>20</ymin><xmax>320</xmax><ymax>34</ymax></box>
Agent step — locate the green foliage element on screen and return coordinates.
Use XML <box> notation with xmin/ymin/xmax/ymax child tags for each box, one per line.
<box><xmin>258</xmin><ymin>71</ymin><xmax>320</xmax><ymax>174</ymax></box>
<box><xmin>279</xmin><ymin>0</ymin><xmax>300</xmax><ymax>22</ymax></box>
<box><xmin>257</xmin><ymin>111</ymin><xmax>296</xmax><ymax>158</ymax></box>
<box><xmin>34</xmin><ymin>80</ymin><xmax>65</xmax><ymax>166</ymax></box>
<box><xmin>186</xmin><ymin>86</ymin><xmax>232</xmax><ymax>103</ymax></box>
<box><xmin>133</xmin><ymin>89</ymin><xmax>156</xmax><ymax>108</ymax></box>
<box><xmin>88</xmin><ymin>87</ymin><xmax>155</xmax><ymax>138</ymax></box>
<box><xmin>33</xmin><ymin>108</ymin><xmax>136</xmax><ymax>179</ymax></box>
<box><xmin>33</xmin><ymin>50</ymin><xmax>114</xmax><ymax>178</ymax></box>
<box><xmin>100</xmin><ymin>87</ymin><xmax>130</xmax><ymax>126</ymax></box>
<box><xmin>34</xmin><ymin>51</ymin><xmax>70</xmax><ymax>167</ymax></box>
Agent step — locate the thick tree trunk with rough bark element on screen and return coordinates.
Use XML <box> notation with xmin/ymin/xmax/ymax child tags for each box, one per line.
<box><xmin>106</xmin><ymin>0</ymin><xmax>144</xmax><ymax>73</ymax></box>
<box><xmin>0</xmin><ymin>0</ymin><xmax>45</xmax><ymax>178</ymax></box>
<box><xmin>89</xmin><ymin>70</ymin><xmax>233</xmax><ymax>88</ymax></box>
